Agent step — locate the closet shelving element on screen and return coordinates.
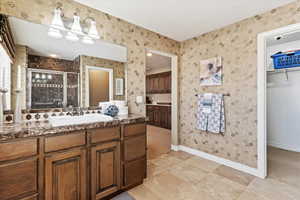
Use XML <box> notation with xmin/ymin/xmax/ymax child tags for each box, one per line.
<box><xmin>267</xmin><ymin>67</ymin><xmax>300</xmax><ymax>81</ymax></box>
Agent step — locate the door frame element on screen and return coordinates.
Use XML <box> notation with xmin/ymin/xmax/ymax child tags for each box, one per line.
<box><xmin>257</xmin><ymin>23</ymin><xmax>300</xmax><ymax>179</ymax></box>
<box><xmin>145</xmin><ymin>49</ymin><xmax>179</xmax><ymax>147</ymax></box>
<box><xmin>85</xmin><ymin>65</ymin><xmax>114</xmax><ymax>107</ymax></box>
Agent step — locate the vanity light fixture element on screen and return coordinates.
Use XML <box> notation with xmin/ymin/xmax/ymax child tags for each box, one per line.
<box><xmin>50</xmin><ymin>8</ymin><xmax>65</xmax><ymax>30</ymax></box>
<box><xmin>70</xmin><ymin>14</ymin><xmax>83</xmax><ymax>35</ymax></box>
<box><xmin>88</xmin><ymin>20</ymin><xmax>100</xmax><ymax>39</ymax></box>
<box><xmin>48</xmin><ymin>8</ymin><xmax>100</xmax><ymax>44</ymax></box>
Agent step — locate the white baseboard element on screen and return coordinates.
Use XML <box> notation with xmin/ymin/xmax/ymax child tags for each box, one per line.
<box><xmin>171</xmin><ymin>145</ymin><xmax>263</xmax><ymax>178</ymax></box>
<box><xmin>171</xmin><ymin>145</ymin><xmax>179</xmax><ymax>151</ymax></box>
<box><xmin>268</xmin><ymin>141</ymin><xmax>300</xmax><ymax>153</ymax></box>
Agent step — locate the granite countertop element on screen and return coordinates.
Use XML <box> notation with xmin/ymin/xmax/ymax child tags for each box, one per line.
<box><xmin>0</xmin><ymin>114</ymin><xmax>146</xmax><ymax>142</ymax></box>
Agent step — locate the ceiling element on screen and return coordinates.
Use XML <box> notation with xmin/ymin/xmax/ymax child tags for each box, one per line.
<box><xmin>74</xmin><ymin>0</ymin><xmax>295</xmax><ymax>41</ymax></box>
<box><xmin>146</xmin><ymin>53</ymin><xmax>171</xmax><ymax>71</ymax></box>
<box><xmin>9</xmin><ymin>17</ymin><xmax>127</xmax><ymax>62</ymax></box>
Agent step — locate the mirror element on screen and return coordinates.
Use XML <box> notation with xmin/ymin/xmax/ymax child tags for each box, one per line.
<box><xmin>3</xmin><ymin>16</ymin><xmax>127</xmax><ymax>111</ymax></box>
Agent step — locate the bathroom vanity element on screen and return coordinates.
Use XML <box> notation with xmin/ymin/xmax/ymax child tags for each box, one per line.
<box><xmin>0</xmin><ymin>13</ymin><xmax>145</xmax><ymax>200</ymax></box>
<box><xmin>0</xmin><ymin>115</ymin><xmax>147</xmax><ymax>200</ymax></box>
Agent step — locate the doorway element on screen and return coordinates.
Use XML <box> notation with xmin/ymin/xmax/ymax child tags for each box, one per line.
<box><xmin>257</xmin><ymin>23</ymin><xmax>300</xmax><ymax>180</ymax></box>
<box><xmin>85</xmin><ymin>66</ymin><xmax>113</xmax><ymax>107</ymax></box>
<box><xmin>145</xmin><ymin>49</ymin><xmax>178</xmax><ymax>159</ymax></box>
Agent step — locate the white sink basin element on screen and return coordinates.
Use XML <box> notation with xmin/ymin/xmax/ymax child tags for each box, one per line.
<box><xmin>49</xmin><ymin>114</ymin><xmax>113</xmax><ymax>127</ymax></box>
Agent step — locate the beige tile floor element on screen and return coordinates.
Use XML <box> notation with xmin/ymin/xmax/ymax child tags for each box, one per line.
<box><xmin>147</xmin><ymin>125</ymin><xmax>171</xmax><ymax>160</ymax></box>
<box><xmin>129</xmin><ymin>147</ymin><xmax>300</xmax><ymax>200</ymax></box>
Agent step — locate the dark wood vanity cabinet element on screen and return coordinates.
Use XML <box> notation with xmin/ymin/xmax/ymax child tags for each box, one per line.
<box><xmin>0</xmin><ymin>123</ymin><xmax>146</xmax><ymax>200</ymax></box>
<box><xmin>45</xmin><ymin>149</ymin><xmax>87</xmax><ymax>200</ymax></box>
<box><xmin>0</xmin><ymin>139</ymin><xmax>39</xmax><ymax>200</ymax></box>
<box><xmin>147</xmin><ymin>105</ymin><xmax>171</xmax><ymax>129</ymax></box>
<box><xmin>146</xmin><ymin>71</ymin><xmax>171</xmax><ymax>94</ymax></box>
<box><xmin>123</xmin><ymin>123</ymin><xmax>147</xmax><ymax>188</ymax></box>
<box><xmin>91</xmin><ymin>141</ymin><xmax>121</xmax><ymax>200</ymax></box>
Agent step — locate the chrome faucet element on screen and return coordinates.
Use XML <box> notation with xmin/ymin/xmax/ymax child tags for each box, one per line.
<box><xmin>72</xmin><ymin>107</ymin><xmax>84</xmax><ymax>116</ymax></box>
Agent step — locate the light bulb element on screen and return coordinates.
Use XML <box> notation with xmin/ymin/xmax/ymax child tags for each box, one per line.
<box><xmin>70</xmin><ymin>14</ymin><xmax>83</xmax><ymax>35</ymax></box>
<box><xmin>88</xmin><ymin>20</ymin><xmax>100</xmax><ymax>39</ymax></box>
<box><xmin>50</xmin><ymin>8</ymin><xmax>65</xmax><ymax>30</ymax></box>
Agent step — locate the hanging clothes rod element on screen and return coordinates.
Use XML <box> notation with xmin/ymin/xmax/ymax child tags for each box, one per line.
<box><xmin>195</xmin><ymin>93</ymin><xmax>230</xmax><ymax>97</ymax></box>
<box><xmin>267</xmin><ymin>68</ymin><xmax>300</xmax><ymax>74</ymax></box>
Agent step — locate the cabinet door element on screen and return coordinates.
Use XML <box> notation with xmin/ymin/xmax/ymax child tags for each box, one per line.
<box><xmin>153</xmin><ymin>107</ymin><xmax>161</xmax><ymax>127</ymax></box>
<box><xmin>146</xmin><ymin>106</ymin><xmax>154</xmax><ymax>125</ymax></box>
<box><xmin>165</xmin><ymin>72</ymin><xmax>171</xmax><ymax>93</ymax></box>
<box><xmin>149</xmin><ymin>77</ymin><xmax>154</xmax><ymax>93</ymax></box>
<box><xmin>167</xmin><ymin>106</ymin><xmax>172</xmax><ymax>129</ymax></box>
<box><xmin>153</xmin><ymin>76</ymin><xmax>160</xmax><ymax>93</ymax></box>
<box><xmin>91</xmin><ymin>141</ymin><xmax>120</xmax><ymax>200</ymax></box>
<box><xmin>158</xmin><ymin>75</ymin><xmax>165</xmax><ymax>93</ymax></box>
<box><xmin>146</xmin><ymin>76</ymin><xmax>150</xmax><ymax>93</ymax></box>
<box><xmin>160</xmin><ymin>107</ymin><xmax>167</xmax><ymax>129</ymax></box>
<box><xmin>124</xmin><ymin>158</ymin><xmax>146</xmax><ymax>188</ymax></box>
<box><xmin>0</xmin><ymin>158</ymin><xmax>38</xmax><ymax>200</ymax></box>
<box><xmin>45</xmin><ymin>149</ymin><xmax>86</xmax><ymax>200</ymax></box>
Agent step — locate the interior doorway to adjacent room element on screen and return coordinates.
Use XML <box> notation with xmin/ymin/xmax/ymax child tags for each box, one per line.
<box><xmin>257</xmin><ymin>23</ymin><xmax>300</xmax><ymax>182</ymax></box>
<box><xmin>145</xmin><ymin>49</ymin><xmax>178</xmax><ymax>159</ymax></box>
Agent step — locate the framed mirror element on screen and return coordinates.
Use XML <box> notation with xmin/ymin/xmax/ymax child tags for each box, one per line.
<box><xmin>0</xmin><ymin>15</ymin><xmax>127</xmax><ymax>112</ymax></box>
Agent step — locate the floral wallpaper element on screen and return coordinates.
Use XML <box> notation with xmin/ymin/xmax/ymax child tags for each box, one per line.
<box><xmin>0</xmin><ymin>0</ymin><xmax>180</xmax><ymax>115</ymax></box>
<box><xmin>179</xmin><ymin>0</ymin><xmax>300</xmax><ymax>167</ymax></box>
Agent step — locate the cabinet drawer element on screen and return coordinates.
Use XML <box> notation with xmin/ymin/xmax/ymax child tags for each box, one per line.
<box><xmin>0</xmin><ymin>139</ymin><xmax>37</xmax><ymax>162</ymax></box>
<box><xmin>124</xmin><ymin>158</ymin><xmax>146</xmax><ymax>187</ymax></box>
<box><xmin>45</xmin><ymin>131</ymin><xmax>86</xmax><ymax>153</ymax></box>
<box><xmin>124</xmin><ymin>123</ymin><xmax>146</xmax><ymax>137</ymax></box>
<box><xmin>90</xmin><ymin>127</ymin><xmax>120</xmax><ymax>144</ymax></box>
<box><xmin>124</xmin><ymin>134</ymin><xmax>146</xmax><ymax>161</ymax></box>
<box><xmin>0</xmin><ymin>159</ymin><xmax>38</xmax><ymax>200</ymax></box>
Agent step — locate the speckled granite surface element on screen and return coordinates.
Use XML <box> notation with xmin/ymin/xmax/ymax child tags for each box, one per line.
<box><xmin>0</xmin><ymin>114</ymin><xmax>146</xmax><ymax>142</ymax></box>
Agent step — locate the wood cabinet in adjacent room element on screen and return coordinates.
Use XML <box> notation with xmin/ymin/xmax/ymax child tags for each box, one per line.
<box><xmin>146</xmin><ymin>105</ymin><xmax>171</xmax><ymax>129</ymax></box>
<box><xmin>146</xmin><ymin>71</ymin><xmax>171</xmax><ymax>94</ymax></box>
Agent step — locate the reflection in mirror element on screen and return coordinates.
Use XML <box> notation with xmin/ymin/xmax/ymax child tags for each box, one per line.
<box><xmin>88</xmin><ymin>67</ymin><xmax>112</xmax><ymax>106</ymax></box>
<box><xmin>3</xmin><ymin>16</ymin><xmax>127</xmax><ymax>111</ymax></box>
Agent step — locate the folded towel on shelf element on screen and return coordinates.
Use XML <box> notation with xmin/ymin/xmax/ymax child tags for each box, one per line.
<box><xmin>196</xmin><ymin>93</ymin><xmax>225</xmax><ymax>134</ymax></box>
